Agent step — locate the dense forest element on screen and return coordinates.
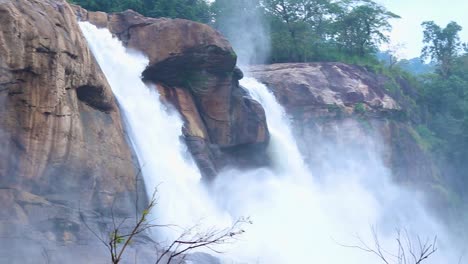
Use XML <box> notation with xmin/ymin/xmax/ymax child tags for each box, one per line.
<box><xmin>70</xmin><ymin>0</ymin><xmax>468</xmax><ymax>215</ymax></box>
<box><xmin>70</xmin><ymin>0</ymin><xmax>401</xmax><ymax>63</ymax></box>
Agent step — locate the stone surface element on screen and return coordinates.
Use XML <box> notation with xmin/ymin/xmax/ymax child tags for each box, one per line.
<box><xmin>0</xmin><ymin>0</ymin><xmax>143</xmax><ymax>262</ymax></box>
<box><xmin>249</xmin><ymin>62</ymin><xmax>399</xmax><ymax>114</ymax></box>
<box><xmin>249</xmin><ymin>63</ymin><xmax>437</xmax><ymax>185</ymax></box>
<box><xmin>74</xmin><ymin>7</ymin><xmax>236</xmax><ymax>78</ymax></box>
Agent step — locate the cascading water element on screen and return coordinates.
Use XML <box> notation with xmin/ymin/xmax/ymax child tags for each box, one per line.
<box><xmin>78</xmin><ymin>22</ymin><xmax>230</xmax><ymax>239</ymax></box>
<box><xmin>239</xmin><ymin>77</ymin><xmax>308</xmax><ymax>178</ymax></box>
<box><xmin>213</xmin><ymin>78</ymin><xmax>459</xmax><ymax>263</ymax></box>
<box><xmin>80</xmin><ymin>22</ymin><xmax>461</xmax><ymax>263</ymax></box>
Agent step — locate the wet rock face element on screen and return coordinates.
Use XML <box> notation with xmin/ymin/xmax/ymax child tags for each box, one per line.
<box><xmin>249</xmin><ymin>63</ymin><xmax>437</xmax><ymax>185</ymax></box>
<box><xmin>76</xmin><ymin>7</ymin><xmax>270</xmax><ymax>177</ymax></box>
<box><xmin>0</xmin><ymin>0</ymin><xmax>142</xmax><ymax>258</ymax></box>
<box><xmin>249</xmin><ymin>62</ymin><xmax>399</xmax><ymax>114</ymax></box>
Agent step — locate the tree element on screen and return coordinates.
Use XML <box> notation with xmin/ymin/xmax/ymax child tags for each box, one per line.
<box><xmin>262</xmin><ymin>0</ymin><xmax>341</xmax><ymax>61</ymax></box>
<box><xmin>334</xmin><ymin>0</ymin><xmax>400</xmax><ymax>56</ymax></box>
<box><xmin>148</xmin><ymin>0</ymin><xmax>212</xmax><ymax>23</ymax></box>
<box><xmin>340</xmin><ymin>227</ymin><xmax>437</xmax><ymax>264</ymax></box>
<box><xmin>68</xmin><ymin>0</ymin><xmax>212</xmax><ymax>23</ymax></box>
<box><xmin>262</xmin><ymin>0</ymin><xmax>309</xmax><ymax>61</ymax></box>
<box><xmin>418</xmin><ymin>33</ymin><xmax>468</xmax><ymax>211</ymax></box>
<box><xmin>421</xmin><ymin>21</ymin><xmax>463</xmax><ymax>77</ymax></box>
<box><xmin>260</xmin><ymin>0</ymin><xmax>399</xmax><ymax>62</ymax></box>
<box><xmin>81</xmin><ymin>190</ymin><xmax>249</xmax><ymax>264</ymax></box>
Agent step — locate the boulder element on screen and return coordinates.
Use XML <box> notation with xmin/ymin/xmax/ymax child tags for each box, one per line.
<box><xmin>76</xmin><ymin>8</ymin><xmax>270</xmax><ymax>176</ymax></box>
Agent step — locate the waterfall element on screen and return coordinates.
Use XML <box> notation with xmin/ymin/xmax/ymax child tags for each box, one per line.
<box><xmin>78</xmin><ymin>22</ymin><xmax>229</xmax><ymax>239</ymax></box>
<box><xmin>212</xmin><ymin>78</ymin><xmax>458</xmax><ymax>263</ymax></box>
<box><xmin>79</xmin><ymin>22</ymin><xmax>459</xmax><ymax>263</ymax></box>
<box><xmin>239</xmin><ymin>77</ymin><xmax>308</xmax><ymax>178</ymax></box>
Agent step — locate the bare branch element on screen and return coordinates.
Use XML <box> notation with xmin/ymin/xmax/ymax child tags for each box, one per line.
<box><xmin>337</xmin><ymin>227</ymin><xmax>437</xmax><ymax>264</ymax></box>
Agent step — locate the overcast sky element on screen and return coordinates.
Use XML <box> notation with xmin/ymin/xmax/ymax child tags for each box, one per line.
<box><xmin>207</xmin><ymin>0</ymin><xmax>468</xmax><ymax>59</ymax></box>
<box><xmin>376</xmin><ymin>0</ymin><xmax>468</xmax><ymax>58</ymax></box>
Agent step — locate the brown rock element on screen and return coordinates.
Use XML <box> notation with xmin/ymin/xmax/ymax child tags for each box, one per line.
<box><xmin>0</xmin><ymin>0</ymin><xmax>142</xmax><ymax>255</ymax></box>
<box><xmin>77</xmin><ymin>8</ymin><xmax>270</xmax><ymax>176</ymax></box>
<box><xmin>249</xmin><ymin>62</ymin><xmax>437</xmax><ymax>185</ymax></box>
<box><xmin>249</xmin><ymin>62</ymin><xmax>399</xmax><ymax>114</ymax></box>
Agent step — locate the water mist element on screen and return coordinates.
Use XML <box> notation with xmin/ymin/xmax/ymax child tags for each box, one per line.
<box><xmin>212</xmin><ymin>0</ymin><xmax>270</xmax><ymax>66</ymax></box>
<box><xmin>208</xmin><ymin>78</ymin><xmax>460</xmax><ymax>263</ymax></box>
<box><xmin>80</xmin><ymin>22</ymin><xmax>463</xmax><ymax>263</ymax></box>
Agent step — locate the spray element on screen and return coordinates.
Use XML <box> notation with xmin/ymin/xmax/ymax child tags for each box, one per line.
<box><xmin>80</xmin><ymin>22</ymin><xmax>462</xmax><ymax>263</ymax></box>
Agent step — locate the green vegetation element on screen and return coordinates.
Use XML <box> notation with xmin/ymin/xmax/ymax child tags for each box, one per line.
<box><xmin>421</xmin><ymin>21</ymin><xmax>463</xmax><ymax>77</ymax></box>
<box><xmin>211</xmin><ymin>0</ymin><xmax>399</xmax><ymax>64</ymax></box>
<box><xmin>68</xmin><ymin>0</ymin><xmax>212</xmax><ymax>23</ymax></box>
<box><xmin>71</xmin><ymin>0</ymin><xmax>399</xmax><ymax>65</ymax></box>
<box><xmin>416</xmin><ymin>21</ymin><xmax>468</xmax><ymax>204</ymax></box>
<box><xmin>354</xmin><ymin>103</ymin><xmax>366</xmax><ymax>114</ymax></box>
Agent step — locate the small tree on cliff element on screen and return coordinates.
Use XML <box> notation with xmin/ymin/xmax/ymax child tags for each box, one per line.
<box><xmin>81</xmin><ymin>189</ymin><xmax>249</xmax><ymax>264</ymax></box>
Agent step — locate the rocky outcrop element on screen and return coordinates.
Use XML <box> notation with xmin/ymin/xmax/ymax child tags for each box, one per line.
<box><xmin>0</xmin><ymin>0</ymin><xmax>142</xmax><ymax>262</ymax></box>
<box><xmin>250</xmin><ymin>63</ymin><xmax>399</xmax><ymax>115</ymax></box>
<box><xmin>75</xmin><ymin>7</ymin><xmax>270</xmax><ymax>178</ymax></box>
<box><xmin>249</xmin><ymin>63</ymin><xmax>438</xmax><ymax>185</ymax></box>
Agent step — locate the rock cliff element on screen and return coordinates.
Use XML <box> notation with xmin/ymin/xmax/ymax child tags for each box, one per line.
<box><xmin>249</xmin><ymin>63</ymin><xmax>438</xmax><ymax>186</ymax></box>
<box><xmin>0</xmin><ymin>2</ymin><xmax>270</xmax><ymax>261</ymax></box>
<box><xmin>0</xmin><ymin>0</ymin><xmax>444</xmax><ymax>262</ymax></box>
<box><xmin>73</xmin><ymin>7</ymin><xmax>270</xmax><ymax>178</ymax></box>
<box><xmin>0</xmin><ymin>0</ymin><xmax>142</xmax><ymax>262</ymax></box>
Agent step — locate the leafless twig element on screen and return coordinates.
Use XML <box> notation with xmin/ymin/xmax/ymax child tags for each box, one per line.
<box><xmin>337</xmin><ymin>226</ymin><xmax>437</xmax><ymax>264</ymax></box>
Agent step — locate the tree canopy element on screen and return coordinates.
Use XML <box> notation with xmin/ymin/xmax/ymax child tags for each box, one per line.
<box><xmin>421</xmin><ymin>21</ymin><xmax>463</xmax><ymax>77</ymax></box>
<box><xmin>70</xmin><ymin>0</ymin><xmax>400</xmax><ymax>63</ymax></box>
<box><xmin>69</xmin><ymin>0</ymin><xmax>212</xmax><ymax>23</ymax></box>
<box><xmin>242</xmin><ymin>0</ymin><xmax>400</xmax><ymax>62</ymax></box>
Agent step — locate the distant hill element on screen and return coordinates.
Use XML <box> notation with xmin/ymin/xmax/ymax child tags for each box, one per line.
<box><xmin>397</xmin><ymin>58</ymin><xmax>435</xmax><ymax>75</ymax></box>
<box><xmin>377</xmin><ymin>51</ymin><xmax>435</xmax><ymax>75</ymax></box>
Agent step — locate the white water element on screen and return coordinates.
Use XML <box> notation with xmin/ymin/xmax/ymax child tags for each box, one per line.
<box><xmin>80</xmin><ymin>22</ymin><xmax>460</xmax><ymax>263</ymax></box>
<box><xmin>79</xmin><ymin>22</ymin><xmax>230</xmax><ymax>237</ymax></box>
<box><xmin>214</xmin><ymin>78</ymin><xmax>456</xmax><ymax>263</ymax></box>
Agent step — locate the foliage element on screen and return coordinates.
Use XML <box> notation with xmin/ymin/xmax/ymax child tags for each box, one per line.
<box><xmin>260</xmin><ymin>0</ymin><xmax>338</xmax><ymax>61</ymax></box>
<box><xmin>147</xmin><ymin>0</ymin><xmax>211</xmax><ymax>23</ymax></box>
<box><xmin>354</xmin><ymin>103</ymin><xmax>366</xmax><ymax>114</ymax></box>
<box><xmin>71</xmin><ymin>0</ymin><xmax>399</xmax><ymax>65</ymax></box>
<box><xmin>421</xmin><ymin>21</ymin><xmax>463</xmax><ymax>77</ymax></box>
<box><xmin>333</xmin><ymin>1</ymin><xmax>400</xmax><ymax>57</ymax></box>
<box><xmin>81</xmin><ymin>190</ymin><xmax>249</xmax><ymax>264</ymax></box>
<box><xmin>210</xmin><ymin>0</ymin><xmax>400</xmax><ymax>63</ymax></box>
<box><xmin>414</xmin><ymin>125</ymin><xmax>440</xmax><ymax>151</ymax></box>
<box><xmin>396</xmin><ymin>58</ymin><xmax>435</xmax><ymax>75</ymax></box>
<box><xmin>418</xmin><ymin>41</ymin><xmax>468</xmax><ymax>201</ymax></box>
<box><xmin>68</xmin><ymin>0</ymin><xmax>212</xmax><ymax>23</ymax></box>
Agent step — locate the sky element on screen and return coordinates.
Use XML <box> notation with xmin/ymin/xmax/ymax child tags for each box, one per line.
<box><xmin>206</xmin><ymin>0</ymin><xmax>468</xmax><ymax>59</ymax></box>
<box><xmin>376</xmin><ymin>0</ymin><xmax>468</xmax><ymax>59</ymax></box>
